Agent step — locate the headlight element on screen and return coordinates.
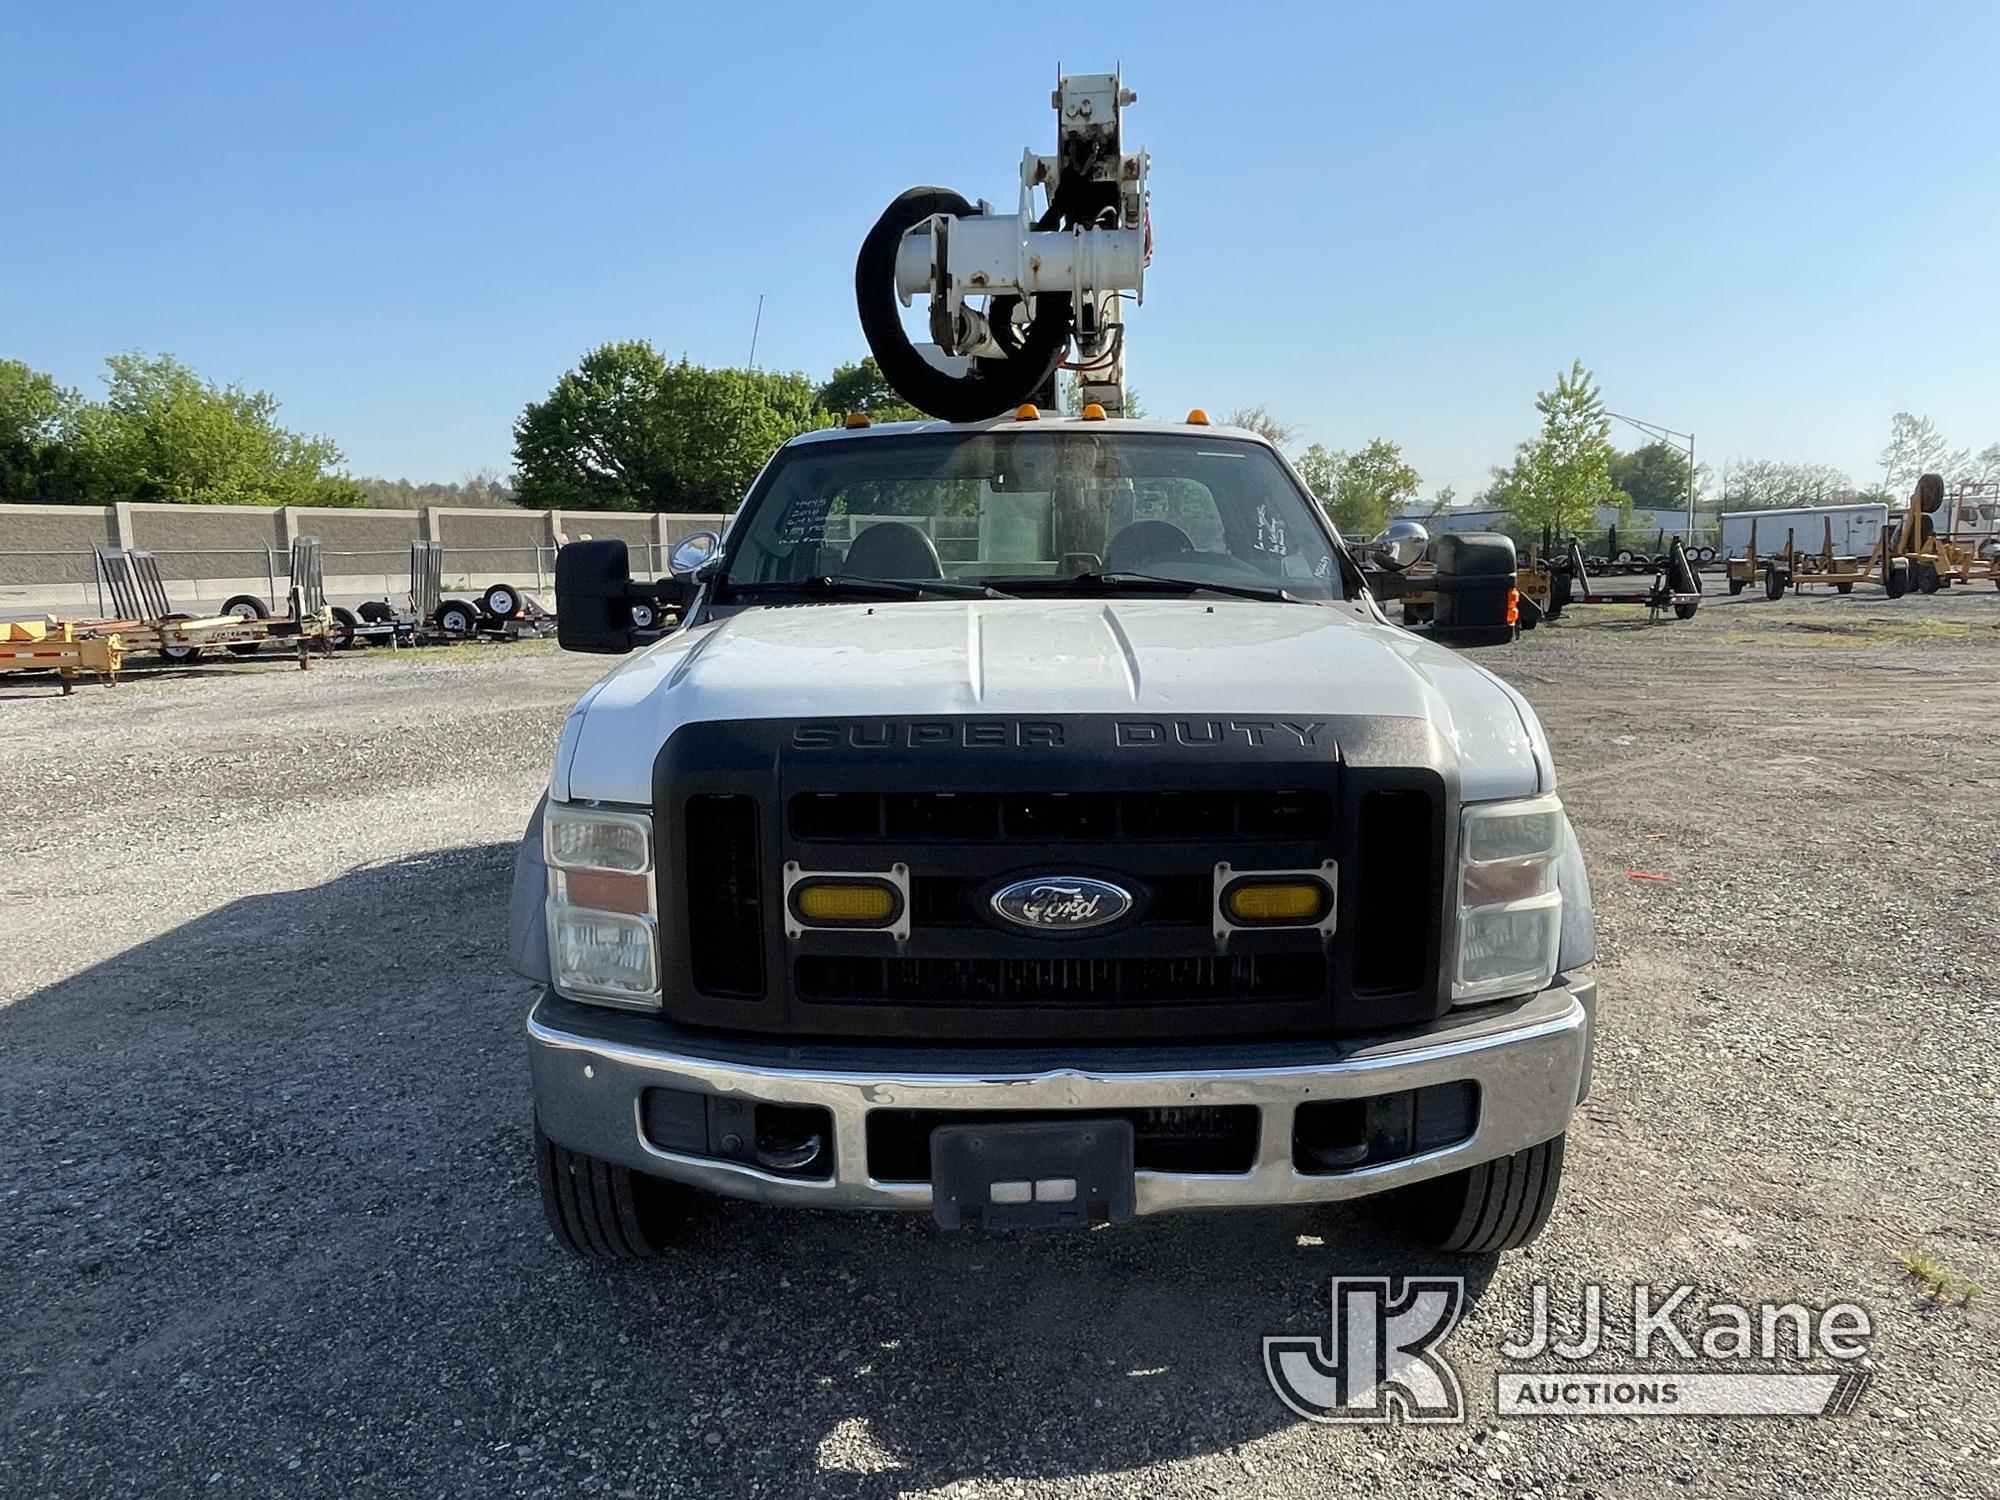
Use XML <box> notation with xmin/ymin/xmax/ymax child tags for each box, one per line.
<box><xmin>545</xmin><ymin>803</ymin><xmax>660</xmax><ymax>1009</ymax></box>
<box><xmin>1453</xmin><ymin>794</ymin><xmax>1563</xmax><ymax>1004</ymax></box>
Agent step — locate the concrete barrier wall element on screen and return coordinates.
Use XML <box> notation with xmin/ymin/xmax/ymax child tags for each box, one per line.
<box><xmin>307</xmin><ymin>509</ymin><xmax>427</xmax><ymax>600</ymax></box>
<box><xmin>433</xmin><ymin>508</ymin><xmax>551</xmax><ymax>585</ymax></box>
<box><xmin>0</xmin><ymin>503</ymin><xmax>728</xmax><ymax>618</ymax></box>
<box><xmin>0</xmin><ymin>505</ymin><xmax>120</xmax><ymax>592</ymax></box>
<box><xmin>129</xmin><ymin>504</ymin><xmax>285</xmax><ymax>583</ymax></box>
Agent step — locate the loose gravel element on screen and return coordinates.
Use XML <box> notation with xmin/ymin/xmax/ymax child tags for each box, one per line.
<box><xmin>2</xmin><ymin>591</ymin><xmax>1997</xmax><ymax>1499</ymax></box>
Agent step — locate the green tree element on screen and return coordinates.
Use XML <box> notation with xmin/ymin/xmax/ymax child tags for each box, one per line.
<box><xmin>1292</xmin><ymin>438</ymin><xmax>1420</xmax><ymax>536</ymax></box>
<box><xmin>818</xmin><ymin>357</ymin><xmax>923</xmax><ymax>422</ymax></box>
<box><xmin>67</xmin><ymin>351</ymin><xmax>358</xmax><ymax>506</ymax></box>
<box><xmin>1059</xmin><ymin>375</ymin><xmax>1146</xmax><ymax>418</ymax></box>
<box><xmin>1292</xmin><ymin>443</ymin><xmax>1337</xmax><ymax>505</ymax></box>
<box><xmin>1501</xmin><ymin>360</ymin><xmax>1616</xmax><ymax>535</ymax></box>
<box><xmin>1609</xmin><ymin>442</ymin><xmax>1698</xmax><ymax>514</ymax></box>
<box><xmin>513</xmin><ymin>342</ymin><xmax>827</xmax><ymax>512</ymax></box>
<box><xmin>0</xmin><ymin>360</ymin><xmax>90</xmax><ymax>502</ymax></box>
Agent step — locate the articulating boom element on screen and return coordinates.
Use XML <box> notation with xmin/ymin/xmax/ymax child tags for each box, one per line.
<box><xmin>854</xmin><ymin>70</ymin><xmax>1150</xmax><ymax>421</ymax></box>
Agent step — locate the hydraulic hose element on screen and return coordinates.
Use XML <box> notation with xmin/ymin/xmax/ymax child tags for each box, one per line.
<box><xmin>854</xmin><ymin>187</ymin><xmax>1071</xmax><ymax>422</ymax></box>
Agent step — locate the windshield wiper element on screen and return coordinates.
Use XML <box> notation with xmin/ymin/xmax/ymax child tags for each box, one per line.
<box><xmin>719</xmin><ymin>574</ymin><xmax>1014</xmax><ymax>601</ymax></box>
<box><xmin>1016</xmin><ymin>571</ymin><xmax>1307</xmax><ymax>605</ymax></box>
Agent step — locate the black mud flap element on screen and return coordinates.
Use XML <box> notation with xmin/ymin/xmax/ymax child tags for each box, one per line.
<box><xmin>930</xmin><ymin>1119</ymin><xmax>1135</xmax><ymax>1231</ymax></box>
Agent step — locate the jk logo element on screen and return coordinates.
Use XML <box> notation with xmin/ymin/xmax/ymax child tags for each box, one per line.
<box><xmin>1263</xmin><ymin>1277</ymin><xmax>1468</xmax><ymax>1424</ymax></box>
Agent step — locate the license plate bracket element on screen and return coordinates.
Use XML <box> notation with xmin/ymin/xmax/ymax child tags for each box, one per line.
<box><xmin>929</xmin><ymin>1118</ymin><xmax>1135</xmax><ymax>1230</ymax></box>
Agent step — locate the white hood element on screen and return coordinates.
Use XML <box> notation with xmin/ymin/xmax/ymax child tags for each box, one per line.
<box><xmin>554</xmin><ymin>599</ymin><xmax>1551</xmax><ymax>805</ymax></box>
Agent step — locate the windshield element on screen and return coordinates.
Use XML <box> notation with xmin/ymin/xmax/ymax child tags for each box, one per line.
<box><xmin>715</xmin><ymin>429</ymin><xmax>1345</xmax><ymax>601</ymax></box>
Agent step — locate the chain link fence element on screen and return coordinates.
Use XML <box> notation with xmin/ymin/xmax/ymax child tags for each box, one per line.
<box><xmin>0</xmin><ymin>542</ymin><xmax>674</xmax><ymax>620</ymax></box>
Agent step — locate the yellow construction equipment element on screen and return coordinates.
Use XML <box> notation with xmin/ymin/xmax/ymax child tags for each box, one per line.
<box><xmin>0</xmin><ymin>620</ymin><xmax>125</xmax><ymax>694</ymax></box>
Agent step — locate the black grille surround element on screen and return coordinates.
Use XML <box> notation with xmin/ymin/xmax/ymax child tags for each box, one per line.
<box><xmin>659</xmin><ymin>715</ymin><xmax>1456</xmax><ymax>1044</ymax></box>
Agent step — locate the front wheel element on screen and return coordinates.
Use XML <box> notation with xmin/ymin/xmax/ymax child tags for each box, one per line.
<box><xmin>1385</xmin><ymin>1135</ymin><xmax>1565</xmax><ymax>1254</ymax></box>
<box><xmin>158</xmin><ymin>612</ymin><xmax>203</xmax><ymax>663</ymax></box>
<box><xmin>222</xmin><ymin>594</ymin><xmax>270</xmax><ymax>656</ymax></box>
<box><xmin>479</xmin><ymin>583</ymin><xmax>522</xmax><ymax>619</ymax></box>
<box><xmin>534</xmin><ymin>1124</ymin><xmax>694</xmax><ymax>1258</ymax></box>
<box><xmin>435</xmin><ymin>599</ymin><xmax>480</xmax><ymax>635</ymax></box>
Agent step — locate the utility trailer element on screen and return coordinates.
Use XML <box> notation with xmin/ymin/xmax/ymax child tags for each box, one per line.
<box><xmin>1392</xmin><ymin>532</ymin><xmax>1704</xmax><ymax>632</ymax></box>
<box><xmin>1735</xmin><ymin>514</ymin><xmax>1903</xmax><ymax>599</ymax></box>
<box><xmin>1588</xmin><ymin>523</ymin><xmax>1718</xmax><ymax>573</ymax></box>
<box><xmin>1530</xmin><ymin>536</ymin><xmax>1703</xmax><ymax>621</ymax></box>
<box><xmin>347</xmin><ymin>542</ymin><xmax>559</xmax><ymax>646</ymax></box>
<box><xmin>0</xmin><ymin>620</ymin><xmax>126</xmax><ymax>694</ymax></box>
<box><xmin>1747</xmin><ymin>478</ymin><xmax>1999</xmax><ymax>600</ymax></box>
<box><xmin>78</xmin><ymin>539</ymin><xmax>336</xmax><ymax>666</ymax></box>
<box><xmin>1720</xmin><ymin>504</ymin><xmax>1892</xmax><ymax>597</ymax></box>
<box><xmin>1891</xmin><ymin>477</ymin><xmax>2000</xmax><ymax>593</ymax></box>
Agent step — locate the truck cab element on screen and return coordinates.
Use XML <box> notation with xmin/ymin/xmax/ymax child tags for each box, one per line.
<box><xmin>510</xmin><ymin>412</ymin><xmax>1596</xmax><ymax>1255</ymax></box>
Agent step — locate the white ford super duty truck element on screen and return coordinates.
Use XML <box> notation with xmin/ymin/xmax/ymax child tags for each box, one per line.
<box><xmin>507</xmin><ymin>411</ymin><xmax>1597</xmax><ymax>1256</ymax></box>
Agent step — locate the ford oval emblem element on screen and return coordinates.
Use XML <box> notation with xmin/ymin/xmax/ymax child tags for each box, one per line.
<box><xmin>989</xmin><ymin>876</ymin><xmax>1134</xmax><ymax>933</ymax></box>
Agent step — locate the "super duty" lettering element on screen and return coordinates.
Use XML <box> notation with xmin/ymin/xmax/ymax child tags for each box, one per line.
<box><xmin>1115</xmin><ymin>719</ymin><xmax>1325</xmax><ymax>748</ymax></box>
<box><xmin>792</xmin><ymin>721</ymin><xmax>1066</xmax><ymax>749</ymax></box>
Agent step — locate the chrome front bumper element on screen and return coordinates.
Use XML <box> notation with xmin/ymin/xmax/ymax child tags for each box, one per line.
<box><xmin>526</xmin><ymin>976</ymin><xmax>1594</xmax><ymax>1216</ymax></box>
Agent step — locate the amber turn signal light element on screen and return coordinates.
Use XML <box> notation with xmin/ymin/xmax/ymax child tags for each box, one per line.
<box><xmin>1222</xmin><ymin>878</ymin><xmax>1331</xmax><ymax>925</ymax></box>
<box><xmin>790</xmin><ymin>878</ymin><xmax>902</xmax><ymax>927</ymax></box>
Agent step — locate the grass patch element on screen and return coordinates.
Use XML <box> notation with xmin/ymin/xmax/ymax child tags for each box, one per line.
<box><xmin>1897</xmin><ymin>1248</ymin><xmax>1984</xmax><ymax>1307</ymax></box>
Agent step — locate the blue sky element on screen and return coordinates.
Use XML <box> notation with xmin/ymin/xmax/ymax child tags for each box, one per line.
<box><xmin>5</xmin><ymin>1</ymin><xmax>1996</xmax><ymax>496</ymax></box>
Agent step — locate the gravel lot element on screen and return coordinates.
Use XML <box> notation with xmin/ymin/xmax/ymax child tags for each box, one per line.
<box><xmin>4</xmin><ymin>591</ymin><xmax>1997</xmax><ymax>1499</ymax></box>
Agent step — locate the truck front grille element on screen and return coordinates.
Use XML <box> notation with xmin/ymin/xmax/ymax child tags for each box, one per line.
<box><xmin>795</xmin><ymin>953</ymin><xmax>1327</xmax><ymax>1007</ymax></box>
<box><xmin>792</xmin><ymin>789</ymin><xmax>1332</xmax><ymax>843</ymax></box>
<box><xmin>1353</xmin><ymin>789</ymin><xmax>1435</xmax><ymax>993</ymax></box>
<box><xmin>685</xmin><ymin>794</ymin><xmax>765</xmax><ymax>999</ymax></box>
<box><xmin>653</xmin><ymin>717</ymin><xmax>1449</xmax><ymax>1043</ymax></box>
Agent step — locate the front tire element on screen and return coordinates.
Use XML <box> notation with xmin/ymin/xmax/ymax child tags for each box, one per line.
<box><xmin>158</xmin><ymin>612</ymin><xmax>203</xmax><ymax>663</ymax></box>
<box><xmin>1387</xmin><ymin>1135</ymin><xmax>1565</xmax><ymax>1254</ymax></box>
<box><xmin>534</xmin><ymin>1124</ymin><xmax>692</xmax><ymax>1258</ymax></box>
<box><xmin>328</xmin><ymin>606</ymin><xmax>360</xmax><ymax>650</ymax></box>
<box><xmin>479</xmin><ymin>583</ymin><xmax>521</xmax><ymax>619</ymax></box>
<box><xmin>435</xmin><ymin>600</ymin><xmax>479</xmax><ymax>635</ymax></box>
<box><xmin>222</xmin><ymin>594</ymin><xmax>270</xmax><ymax>656</ymax></box>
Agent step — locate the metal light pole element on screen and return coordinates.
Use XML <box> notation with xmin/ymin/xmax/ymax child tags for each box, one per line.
<box><xmin>1607</xmin><ymin>411</ymin><xmax>1698</xmax><ymax>536</ymax></box>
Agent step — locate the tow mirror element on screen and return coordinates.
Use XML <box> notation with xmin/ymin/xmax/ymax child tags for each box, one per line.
<box><xmin>1428</xmin><ymin>532</ymin><xmax>1518</xmax><ymax>649</ymax></box>
<box><xmin>669</xmin><ymin>530</ymin><xmax>721</xmax><ymax>576</ymax></box>
<box><xmin>555</xmin><ymin>538</ymin><xmax>690</xmax><ymax>654</ymax></box>
<box><xmin>1367</xmin><ymin>519</ymin><xmax>1430</xmax><ymax>571</ymax></box>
